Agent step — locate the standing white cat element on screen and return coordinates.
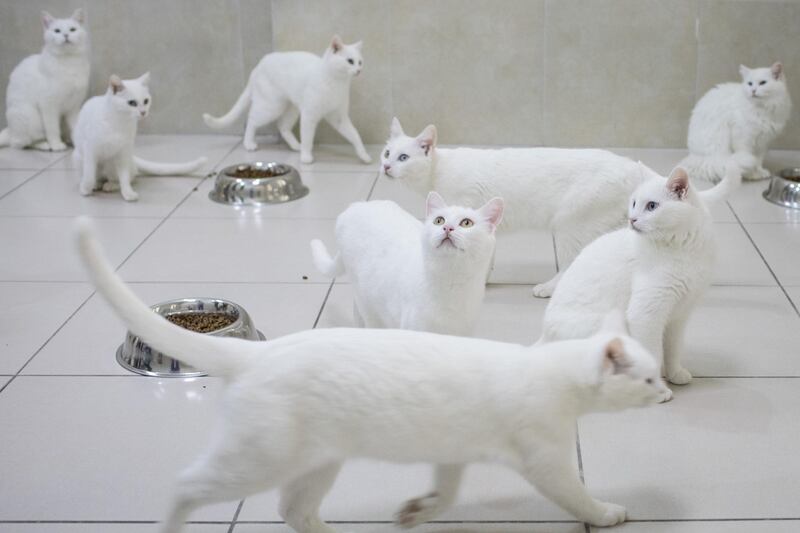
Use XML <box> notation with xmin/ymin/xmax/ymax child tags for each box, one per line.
<box><xmin>203</xmin><ymin>35</ymin><xmax>371</xmax><ymax>164</ymax></box>
<box><xmin>540</xmin><ymin>164</ymin><xmax>742</xmax><ymax>402</ymax></box>
<box><xmin>76</xmin><ymin>218</ymin><xmax>669</xmax><ymax>533</ymax></box>
<box><xmin>73</xmin><ymin>73</ymin><xmax>208</xmax><ymax>202</ymax></box>
<box><xmin>0</xmin><ymin>10</ymin><xmax>90</xmax><ymax>151</ymax></box>
<box><xmin>381</xmin><ymin>117</ymin><xmax>663</xmax><ymax>297</ymax></box>
<box><xmin>310</xmin><ymin>192</ymin><xmax>504</xmax><ymax>336</ymax></box>
<box><xmin>681</xmin><ymin>62</ymin><xmax>791</xmax><ymax>182</ymax></box>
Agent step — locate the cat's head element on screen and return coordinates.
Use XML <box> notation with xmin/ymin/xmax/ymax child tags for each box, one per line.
<box><xmin>381</xmin><ymin>118</ymin><xmax>437</xmax><ymax>191</ymax></box>
<box><xmin>41</xmin><ymin>9</ymin><xmax>88</xmax><ymax>53</ymax></box>
<box><xmin>422</xmin><ymin>192</ymin><xmax>503</xmax><ymax>261</ymax></box>
<box><xmin>739</xmin><ymin>62</ymin><xmax>787</xmax><ymax>102</ymax></box>
<box><xmin>628</xmin><ymin>167</ymin><xmax>706</xmax><ymax>243</ymax></box>
<box><xmin>107</xmin><ymin>73</ymin><xmax>152</xmax><ymax>120</ymax></box>
<box><xmin>323</xmin><ymin>35</ymin><xmax>363</xmax><ymax>77</ymax></box>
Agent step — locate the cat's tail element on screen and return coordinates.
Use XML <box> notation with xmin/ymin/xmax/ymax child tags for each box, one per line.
<box><xmin>75</xmin><ymin>217</ymin><xmax>256</xmax><ymax>377</ymax></box>
<box><xmin>0</xmin><ymin>128</ymin><xmax>9</xmax><ymax>148</ymax></box>
<box><xmin>133</xmin><ymin>155</ymin><xmax>208</xmax><ymax>176</ymax></box>
<box><xmin>679</xmin><ymin>152</ymin><xmax>754</xmax><ymax>184</ymax></box>
<box><xmin>310</xmin><ymin>239</ymin><xmax>344</xmax><ymax>278</ymax></box>
<box><xmin>697</xmin><ymin>158</ymin><xmax>744</xmax><ymax>205</ymax></box>
<box><xmin>203</xmin><ymin>83</ymin><xmax>251</xmax><ymax>129</ymax></box>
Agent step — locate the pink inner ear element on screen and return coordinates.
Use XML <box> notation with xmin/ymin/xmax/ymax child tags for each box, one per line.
<box><xmin>426</xmin><ymin>192</ymin><xmax>447</xmax><ymax>216</ymax></box>
<box><xmin>479</xmin><ymin>198</ymin><xmax>504</xmax><ymax>229</ymax></box>
<box><xmin>667</xmin><ymin>169</ymin><xmax>689</xmax><ymax>199</ymax></box>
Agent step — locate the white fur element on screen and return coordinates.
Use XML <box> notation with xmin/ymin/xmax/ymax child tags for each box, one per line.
<box><xmin>75</xmin><ymin>217</ymin><xmax>669</xmax><ymax>532</ymax></box>
<box><xmin>541</xmin><ymin>165</ymin><xmax>742</xmax><ymax>402</ymax></box>
<box><xmin>381</xmin><ymin>118</ymin><xmax>664</xmax><ymax>297</ymax></box>
<box><xmin>72</xmin><ymin>74</ymin><xmax>208</xmax><ymax>202</ymax></box>
<box><xmin>203</xmin><ymin>35</ymin><xmax>370</xmax><ymax>164</ymax></box>
<box><xmin>0</xmin><ymin>10</ymin><xmax>89</xmax><ymax>151</ymax></box>
<box><xmin>310</xmin><ymin>193</ymin><xmax>504</xmax><ymax>336</ymax></box>
<box><xmin>681</xmin><ymin>62</ymin><xmax>791</xmax><ymax>182</ymax></box>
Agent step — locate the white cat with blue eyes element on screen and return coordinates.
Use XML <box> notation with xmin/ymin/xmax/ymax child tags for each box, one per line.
<box><xmin>0</xmin><ymin>10</ymin><xmax>89</xmax><ymax>151</ymax></box>
<box><xmin>310</xmin><ymin>192</ymin><xmax>503</xmax><ymax>336</ymax></box>
<box><xmin>681</xmin><ymin>62</ymin><xmax>791</xmax><ymax>182</ymax></box>
<box><xmin>541</xmin><ymin>164</ymin><xmax>742</xmax><ymax>402</ymax></box>
<box><xmin>203</xmin><ymin>35</ymin><xmax>370</xmax><ymax>165</ymax></box>
<box><xmin>73</xmin><ymin>74</ymin><xmax>208</xmax><ymax>202</ymax></box>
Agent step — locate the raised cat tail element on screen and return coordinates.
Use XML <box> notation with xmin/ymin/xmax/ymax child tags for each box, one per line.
<box><xmin>697</xmin><ymin>158</ymin><xmax>744</xmax><ymax>205</ymax></box>
<box><xmin>203</xmin><ymin>82</ymin><xmax>252</xmax><ymax>129</ymax></box>
<box><xmin>133</xmin><ymin>155</ymin><xmax>208</xmax><ymax>176</ymax></box>
<box><xmin>679</xmin><ymin>153</ymin><xmax>752</xmax><ymax>184</ymax></box>
<box><xmin>0</xmin><ymin>128</ymin><xmax>9</xmax><ymax>147</ymax></box>
<box><xmin>75</xmin><ymin>217</ymin><xmax>256</xmax><ymax>377</ymax></box>
<box><xmin>310</xmin><ymin>239</ymin><xmax>344</xmax><ymax>278</ymax></box>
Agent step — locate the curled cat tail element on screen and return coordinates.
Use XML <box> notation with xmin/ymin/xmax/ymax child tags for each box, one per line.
<box><xmin>0</xmin><ymin>128</ymin><xmax>9</xmax><ymax>147</ymax></box>
<box><xmin>310</xmin><ymin>239</ymin><xmax>344</xmax><ymax>278</ymax></box>
<box><xmin>75</xmin><ymin>217</ymin><xmax>257</xmax><ymax>377</ymax></box>
<box><xmin>133</xmin><ymin>155</ymin><xmax>208</xmax><ymax>176</ymax></box>
<box><xmin>697</xmin><ymin>159</ymin><xmax>743</xmax><ymax>205</ymax></box>
<box><xmin>203</xmin><ymin>83</ymin><xmax>251</xmax><ymax>129</ymax></box>
<box><xmin>679</xmin><ymin>153</ymin><xmax>751</xmax><ymax>184</ymax></box>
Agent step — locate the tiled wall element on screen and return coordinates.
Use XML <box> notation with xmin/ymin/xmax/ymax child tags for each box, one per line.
<box><xmin>1</xmin><ymin>0</ymin><xmax>798</xmax><ymax>148</ymax></box>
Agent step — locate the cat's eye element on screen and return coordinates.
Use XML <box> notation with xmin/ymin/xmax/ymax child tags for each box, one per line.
<box><xmin>748</xmin><ymin>81</ymin><xmax>753</xmax><ymax>86</ymax></box>
<box><xmin>759</xmin><ymin>80</ymin><xmax>766</xmax><ymax>85</ymax></box>
<box><xmin>632</xmin><ymin>200</ymin><xmax>636</xmax><ymax>208</ymax></box>
<box><xmin>398</xmin><ymin>154</ymin><xmax>409</xmax><ymax>162</ymax></box>
<box><xmin>359</xmin><ymin>60</ymin><xmax>362</xmax><ymax>65</ymax></box>
<box><xmin>143</xmin><ymin>98</ymin><xmax>149</xmax><ymax>105</ymax></box>
<box><xmin>54</xmin><ymin>28</ymin><xmax>61</xmax><ymax>33</ymax></box>
<box><xmin>347</xmin><ymin>59</ymin><xmax>354</xmax><ymax>65</ymax></box>
<box><xmin>384</xmin><ymin>150</ymin><xmax>389</xmax><ymax>158</ymax></box>
<box><xmin>433</xmin><ymin>216</ymin><xmax>445</xmax><ymax>225</ymax></box>
<box><xmin>127</xmin><ymin>100</ymin><xmax>137</xmax><ymax>107</ymax></box>
<box><xmin>70</xmin><ymin>27</ymin><xmax>76</xmax><ymax>32</ymax></box>
<box><xmin>645</xmin><ymin>201</ymin><xmax>658</xmax><ymax>211</ymax></box>
<box><xmin>646</xmin><ymin>378</ymin><xmax>654</xmax><ymax>384</ymax></box>
<box><xmin>459</xmin><ymin>218</ymin><xmax>474</xmax><ymax>228</ymax></box>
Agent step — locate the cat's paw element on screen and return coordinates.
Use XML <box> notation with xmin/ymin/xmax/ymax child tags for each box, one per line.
<box><xmin>78</xmin><ymin>183</ymin><xmax>94</xmax><ymax>196</ymax></box>
<box><xmin>243</xmin><ymin>140</ymin><xmax>258</xmax><ymax>152</ymax></box>
<box><xmin>300</xmin><ymin>153</ymin><xmax>314</xmax><ymax>164</ymax></box>
<box><xmin>658</xmin><ymin>387</ymin><xmax>674</xmax><ymax>403</ymax></box>
<box><xmin>589</xmin><ymin>502</ymin><xmax>627</xmax><ymax>527</ymax></box>
<box><xmin>121</xmin><ymin>190</ymin><xmax>139</xmax><ymax>202</ymax></box>
<box><xmin>394</xmin><ymin>493</ymin><xmax>444</xmax><ymax>529</ymax></box>
<box><xmin>101</xmin><ymin>182</ymin><xmax>120</xmax><ymax>192</ymax></box>
<box><xmin>50</xmin><ymin>141</ymin><xmax>68</xmax><ymax>152</ymax></box>
<box><xmin>358</xmin><ymin>152</ymin><xmax>372</xmax><ymax>164</ymax></box>
<box><xmin>667</xmin><ymin>367</ymin><xmax>692</xmax><ymax>385</ymax></box>
<box><xmin>744</xmin><ymin>167</ymin><xmax>772</xmax><ymax>181</ymax></box>
<box><xmin>532</xmin><ymin>282</ymin><xmax>555</xmax><ymax>298</ymax></box>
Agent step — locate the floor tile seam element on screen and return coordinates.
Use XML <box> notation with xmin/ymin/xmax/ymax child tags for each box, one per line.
<box><xmin>2</xmin><ymin>518</ymin><xmax>800</xmax><ymax>525</ymax></box>
<box><xmin>164</xmin><ymin>215</ymin><xmax>342</xmax><ymax>221</ymax></box>
<box><xmin>0</xmin><ymin>215</ymin><xmax>169</xmax><ymax>219</ymax></box>
<box><xmin>0</xmin><ymin>280</ymin><xmax>334</xmax><ymax>285</ymax></box>
<box><xmin>227</xmin><ymin>500</ymin><xmax>245</xmax><ymax>533</ymax></box>
<box><xmin>0</xmin><ymin>153</ymin><xmax>69</xmax><ymax>201</ymax></box>
<box><xmin>12</xmin><ymin>374</ymin><xmax>800</xmax><ymax>379</ymax></box>
<box><xmin>364</xmin><ymin>171</ymin><xmax>382</xmax><ymax>201</ymax></box>
<box><xmin>312</xmin><ymin>280</ymin><xmax>337</xmax><ymax>329</ymax></box>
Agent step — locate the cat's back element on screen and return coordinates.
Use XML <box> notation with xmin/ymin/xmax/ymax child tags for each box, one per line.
<box><xmin>6</xmin><ymin>54</ymin><xmax>42</xmax><ymax>99</ymax></box>
<box><xmin>692</xmin><ymin>82</ymin><xmax>742</xmax><ymax>118</ymax></box>
<box><xmin>336</xmin><ymin>200</ymin><xmax>421</xmax><ymax>252</ymax></box>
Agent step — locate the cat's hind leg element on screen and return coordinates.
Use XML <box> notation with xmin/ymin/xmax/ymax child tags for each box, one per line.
<box><xmin>299</xmin><ymin>112</ymin><xmax>321</xmax><ymax>164</ymax></box>
<box><xmin>243</xmin><ymin>94</ymin><xmax>285</xmax><ymax>152</ymax></box>
<box><xmin>278</xmin><ymin>462</ymin><xmax>342</xmax><ymax>533</ymax></box>
<box><xmin>394</xmin><ymin>464</ymin><xmax>464</xmax><ymax>529</ymax></box>
<box><xmin>278</xmin><ymin>107</ymin><xmax>301</xmax><ymax>151</ymax></box>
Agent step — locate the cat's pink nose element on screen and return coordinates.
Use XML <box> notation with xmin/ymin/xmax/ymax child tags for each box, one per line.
<box><xmin>443</xmin><ymin>225</ymin><xmax>454</xmax><ymax>233</ymax></box>
<box><xmin>383</xmin><ymin>164</ymin><xmax>391</xmax><ymax>172</ymax></box>
<box><xmin>629</xmin><ymin>218</ymin><xmax>637</xmax><ymax>225</ymax></box>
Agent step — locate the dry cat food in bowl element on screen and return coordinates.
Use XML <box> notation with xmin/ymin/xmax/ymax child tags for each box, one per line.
<box><xmin>763</xmin><ymin>167</ymin><xmax>800</xmax><ymax>209</ymax></box>
<box><xmin>209</xmin><ymin>161</ymin><xmax>309</xmax><ymax>205</ymax></box>
<box><xmin>116</xmin><ymin>298</ymin><xmax>265</xmax><ymax>377</ymax></box>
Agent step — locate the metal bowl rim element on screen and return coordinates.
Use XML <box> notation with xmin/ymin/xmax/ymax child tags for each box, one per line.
<box><xmin>219</xmin><ymin>161</ymin><xmax>297</xmax><ymax>180</ymax></box>
<box><xmin>779</xmin><ymin>167</ymin><xmax>800</xmax><ymax>180</ymax></box>
<box><xmin>762</xmin><ymin>174</ymin><xmax>800</xmax><ymax>209</ymax></box>
<box><xmin>147</xmin><ymin>297</ymin><xmax>248</xmax><ymax>336</ymax></box>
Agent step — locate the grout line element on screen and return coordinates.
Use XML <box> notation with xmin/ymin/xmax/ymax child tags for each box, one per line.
<box><xmin>312</xmin><ymin>280</ymin><xmax>337</xmax><ymax>329</ymax></box>
<box><xmin>575</xmin><ymin>424</ymin><xmax>590</xmax><ymax>532</ymax></box>
<box><xmin>228</xmin><ymin>499</ymin><xmax>245</xmax><ymax>533</ymax></box>
<box><xmin>551</xmin><ymin>233</ymin><xmax>560</xmax><ymax>272</ymax></box>
<box><xmin>9</xmin><ymin>374</ymin><xmax>800</xmax><ymax>380</ymax></box>
<box><xmin>364</xmin><ymin>171</ymin><xmax>382</xmax><ymax>201</ymax></box>
<box><xmin>1</xmin><ymin>518</ymin><xmax>799</xmax><ymax>525</ymax></box>
<box><xmin>0</xmin><ymin>153</ymin><xmax>69</xmax><ymax>201</ymax></box>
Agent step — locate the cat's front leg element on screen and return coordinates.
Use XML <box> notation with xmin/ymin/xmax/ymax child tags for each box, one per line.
<box><xmin>326</xmin><ymin>113</ymin><xmax>371</xmax><ymax>164</ymax></box>
<box><xmin>394</xmin><ymin>464</ymin><xmax>464</xmax><ymax>529</ymax></box>
<box><xmin>78</xmin><ymin>151</ymin><xmax>98</xmax><ymax>196</ymax></box>
<box><xmin>65</xmin><ymin>108</ymin><xmax>80</xmax><ymax>145</ymax></box>
<box><xmin>627</xmin><ymin>315</ymin><xmax>672</xmax><ymax>402</ymax></box>
<box><xmin>114</xmin><ymin>155</ymin><xmax>139</xmax><ymax>202</ymax></box>
<box><xmin>663</xmin><ymin>316</ymin><xmax>692</xmax><ymax>385</ymax></box>
<box><xmin>299</xmin><ymin>113</ymin><xmax>320</xmax><ymax>164</ymax></box>
<box><xmin>38</xmin><ymin>102</ymin><xmax>67</xmax><ymax>152</ymax></box>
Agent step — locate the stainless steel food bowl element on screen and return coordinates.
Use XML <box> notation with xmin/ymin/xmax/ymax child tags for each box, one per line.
<box><xmin>116</xmin><ymin>298</ymin><xmax>265</xmax><ymax>377</ymax></box>
<box><xmin>209</xmin><ymin>161</ymin><xmax>309</xmax><ymax>205</ymax></box>
<box><xmin>763</xmin><ymin>168</ymin><xmax>800</xmax><ymax>209</ymax></box>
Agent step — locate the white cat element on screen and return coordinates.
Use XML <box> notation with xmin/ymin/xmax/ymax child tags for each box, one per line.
<box><xmin>0</xmin><ymin>10</ymin><xmax>90</xmax><ymax>151</ymax></box>
<box><xmin>381</xmin><ymin>117</ymin><xmax>664</xmax><ymax>297</ymax></box>
<box><xmin>310</xmin><ymin>192</ymin><xmax>503</xmax><ymax>336</ymax></box>
<box><xmin>681</xmin><ymin>62</ymin><xmax>791</xmax><ymax>182</ymax></box>
<box><xmin>203</xmin><ymin>35</ymin><xmax>371</xmax><ymax>165</ymax></box>
<box><xmin>73</xmin><ymin>74</ymin><xmax>208</xmax><ymax>202</ymax></box>
<box><xmin>540</xmin><ymin>164</ymin><xmax>742</xmax><ymax>402</ymax></box>
<box><xmin>76</xmin><ymin>217</ymin><xmax>668</xmax><ymax>533</ymax></box>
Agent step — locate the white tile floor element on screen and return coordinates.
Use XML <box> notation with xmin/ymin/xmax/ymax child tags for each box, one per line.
<box><xmin>1</xmin><ymin>136</ymin><xmax>799</xmax><ymax>532</ymax></box>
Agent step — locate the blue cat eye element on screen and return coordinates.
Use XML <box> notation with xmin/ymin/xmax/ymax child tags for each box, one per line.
<box><xmin>398</xmin><ymin>154</ymin><xmax>409</xmax><ymax>162</ymax></box>
<box><xmin>54</xmin><ymin>28</ymin><xmax>61</xmax><ymax>33</ymax></box>
<box><xmin>748</xmin><ymin>81</ymin><xmax>753</xmax><ymax>86</ymax></box>
<box><xmin>347</xmin><ymin>59</ymin><xmax>354</xmax><ymax>65</ymax></box>
<box><xmin>143</xmin><ymin>98</ymin><xmax>149</xmax><ymax>105</ymax></box>
<box><xmin>127</xmin><ymin>100</ymin><xmax>137</xmax><ymax>107</ymax></box>
<box><xmin>645</xmin><ymin>201</ymin><xmax>658</xmax><ymax>211</ymax></box>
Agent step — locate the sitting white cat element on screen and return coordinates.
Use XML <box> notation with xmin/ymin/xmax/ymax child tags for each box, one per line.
<box><xmin>73</xmin><ymin>74</ymin><xmax>208</xmax><ymax>202</ymax></box>
<box><xmin>681</xmin><ymin>62</ymin><xmax>791</xmax><ymax>182</ymax></box>
<box><xmin>76</xmin><ymin>218</ymin><xmax>669</xmax><ymax>533</ymax></box>
<box><xmin>381</xmin><ymin>117</ymin><xmax>663</xmax><ymax>297</ymax></box>
<box><xmin>540</xmin><ymin>164</ymin><xmax>742</xmax><ymax>402</ymax></box>
<box><xmin>0</xmin><ymin>10</ymin><xmax>89</xmax><ymax>151</ymax></box>
<box><xmin>203</xmin><ymin>35</ymin><xmax>371</xmax><ymax>165</ymax></box>
<box><xmin>310</xmin><ymin>192</ymin><xmax>503</xmax><ymax>336</ymax></box>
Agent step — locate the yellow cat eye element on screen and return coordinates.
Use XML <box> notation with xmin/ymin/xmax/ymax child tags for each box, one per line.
<box><xmin>459</xmin><ymin>218</ymin><xmax>474</xmax><ymax>228</ymax></box>
<box><xmin>433</xmin><ymin>216</ymin><xmax>445</xmax><ymax>225</ymax></box>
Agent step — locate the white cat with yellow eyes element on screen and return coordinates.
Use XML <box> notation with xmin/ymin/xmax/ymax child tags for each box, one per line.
<box><xmin>311</xmin><ymin>193</ymin><xmax>503</xmax><ymax>336</ymax></box>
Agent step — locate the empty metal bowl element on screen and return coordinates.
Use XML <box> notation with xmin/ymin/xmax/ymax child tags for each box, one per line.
<box><xmin>209</xmin><ymin>161</ymin><xmax>309</xmax><ymax>205</ymax></box>
<box><xmin>116</xmin><ymin>298</ymin><xmax>265</xmax><ymax>377</ymax></box>
<box><xmin>763</xmin><ymin>168</ymin><xmax>800</xmax><ymax>209</ymax></box>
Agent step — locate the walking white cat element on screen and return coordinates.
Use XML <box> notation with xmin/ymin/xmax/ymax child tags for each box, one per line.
<box><xmin>381</xmin><ymin>118</ymin><xmax>663</xmax><ymax>297</ymax></box>
<box><xmin>681</xmin><ymin>62</ymin><xmax>791</xmax><ymax>182</ymax></box>
<box><xmin>203</xmin><ymin>35</ymin><xmax>371</xmax><ymax>165</ymax></box>
<box><xmin>0</xmin><ymin>10</ymin><xmax>89</xmax><ymax>151</ymax></box>
<box><xmin>73</xmin><ymin>74</ymin><xmax>207</xmax><ymax>201</ymax></box>
<box><xmin>541</xmin><ymin>164</ymin><xmax>742</xmax><ymax>402</ymax></box>
<box><xmin>76</xmin><ymin>218</ymin><xmax>668</xmax><ymax>533</ymax></box>
<box><xmin>310</xmin><ymin>193</ymin><xmax>503</xmax><ymax>336</ymax></box>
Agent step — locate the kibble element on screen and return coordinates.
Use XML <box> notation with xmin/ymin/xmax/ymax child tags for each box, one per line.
<box><xmin>165</xmin><ymin>312</ymin><xmax>236</xmax><ymax>333</ymax></box>
<box><xmin>230</xmin><ymin>167</ymin><xmax>282</xmax><ymax>179</ymax></box>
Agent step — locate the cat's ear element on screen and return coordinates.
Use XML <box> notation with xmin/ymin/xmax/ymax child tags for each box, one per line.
<box><xmin>390</xmin><ymin>117</ymin><xmax>405</xmax><ymax>138</ymax></box>
<box><xmin>426</xmin><ymin>191</ymin><xmax>447</xmax><ymax>216</ymax></box>
<box><xmin>41</xmin><ymin>11</ymin><xmax>54</xmax><ymax>29</ymax></box>
<box><xmin>109</xmin><ymin>75</ymin><xmax>124</xmax><ymax>95</ymax></box>
<box><xmin>479</xmin><ymin>197</ymin><xmax>504</xmax><ymax>232</ymax></box>
<box><xmin>353</xmin><ymin>40</ymin><xmax>363</xmax><ymax>50</ymax></box>
<box><xmin>417</xmin><ymin>125</ymin><xmax>437</xmax><ymax>156</ymax></box>
<box><xmin>666</xmin><ymin>167</ymin><xmax>689</xmax><ymax>200</ymax></box>
<box><xmin>739</xmin><ymin>64</ymin><xmax>751</xmax><ymax>78</ymax></box>
<box><xmin>771</xmin><ymin>62</ymin><xmax>784</xmax><ymax>80</ymax></box>
<box><xmin>600</xmin><ymin>309</ymin><xmax>628</xmax><ymax>335</ymax></box>
<box><xmin>71</xmin><ymin>8</ymin><xmax>85</xmax><ymax>24</ymax></box>
<box><xmin>602</xmin><ymin>338</ymin><xmax>631</xmax><ymax>376</ymax></box>
<box><xmin>330</xmin><ymin>34</ymin><xmax>343</xmax><ymax>54</ymax></box>
<box><xmin>137</xmin><ymin>72</ymin><xmax>151</xmax><ymax>86</ymax></box>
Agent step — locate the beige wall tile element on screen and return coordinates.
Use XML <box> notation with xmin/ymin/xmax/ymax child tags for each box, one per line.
<box><xmin>544</xmin><ymin>0</ymin><xmax>698</xmax><ymax>148</ymax></box>
<box><xmin>698</xmin><ymin>0</ymin><xmax>800</xmax><ymax>150</ymax></box>
<box><xmin>391</xmin><ymin>0</ymin><xmax>545</xmax><ymax>146</ymax></box>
